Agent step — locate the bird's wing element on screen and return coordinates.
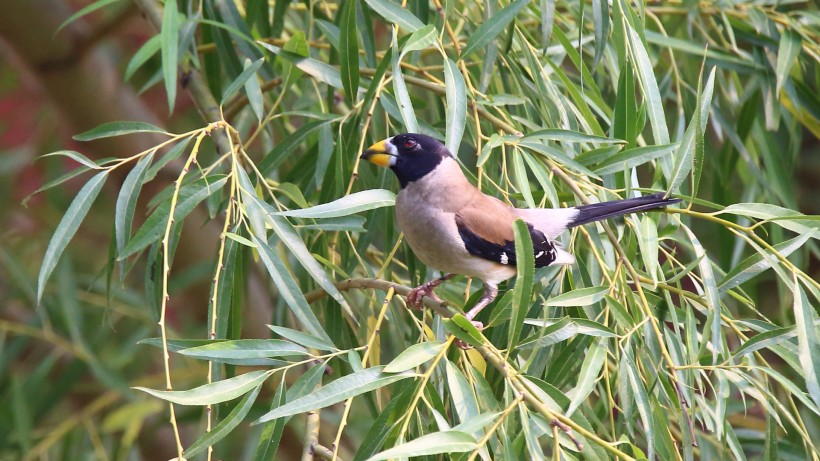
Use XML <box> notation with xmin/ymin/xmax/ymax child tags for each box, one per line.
<box><xmin>454</xmin><ymin>202</ymin><xmax>560</xmax><ymax>268</ymax></box>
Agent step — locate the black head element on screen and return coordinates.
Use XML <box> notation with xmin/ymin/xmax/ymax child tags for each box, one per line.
<box><xmin>361</xmin><ymin>133</ymin><xmax>451</xmax><ymax>188</ymax></box>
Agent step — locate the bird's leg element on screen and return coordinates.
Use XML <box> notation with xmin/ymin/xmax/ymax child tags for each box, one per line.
<box><xmin>464</xmin><ymin>283</ymin><xmax>499</xmax><ymax>329</ymax></box>
<box><xmin>456</xmin><ymin>283</ymin><xmax>499</xmax><ymax>350</ymax></box>
<box><xmin>406</xmin><ymin>273</ymin><xmax>454</xmax><ymax>309</ymax></box>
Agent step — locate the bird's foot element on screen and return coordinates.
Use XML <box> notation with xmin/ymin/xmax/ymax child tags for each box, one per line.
<box><xmin>455</xmin><ymin>320</ymin><xmax>484</xmax><ymax>350</ymax></box>
<box><xmin>406</xmin><ymin>282</ymin><xmax>444</xmax><ymax>310</ymax></box>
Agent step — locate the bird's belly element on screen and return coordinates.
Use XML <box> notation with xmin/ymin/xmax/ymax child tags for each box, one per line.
<box><xmin>395</xmin><ymin>195</ymin><xmax>516</xmax><ymax>284</ymax></box>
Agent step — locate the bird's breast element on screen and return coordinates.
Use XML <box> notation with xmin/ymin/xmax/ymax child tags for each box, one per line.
<box><xmin>395</xmin><ymin>188</ymin><xmax>516</xmax><ymax>284</ymax></box>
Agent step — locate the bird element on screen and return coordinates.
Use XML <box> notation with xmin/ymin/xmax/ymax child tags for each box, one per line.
<box><xmin>361</xmin><ymin>133</ymin><xmax>680</xmax><ymax>328</ymax></box>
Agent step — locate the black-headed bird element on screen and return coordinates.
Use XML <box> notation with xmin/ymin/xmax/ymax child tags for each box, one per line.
<box><xmin>361</xmin><ymin>133</ymin><xmax>679</xmax><ymax>328</ymax></box>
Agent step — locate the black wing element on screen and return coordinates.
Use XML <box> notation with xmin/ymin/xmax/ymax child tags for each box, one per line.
<box><xmin>456</xmin><ymin>221</ymin><xmax>557</xmax><ymax>268</ymax></box>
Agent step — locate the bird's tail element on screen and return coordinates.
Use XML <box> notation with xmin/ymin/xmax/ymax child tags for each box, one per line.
<box><xmin>568</xmin><ymin>193</ymin><xmax>680</xmax><ymax>228</ymax></box>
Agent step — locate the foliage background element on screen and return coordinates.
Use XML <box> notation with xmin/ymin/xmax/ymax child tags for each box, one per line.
<box><xmin>0</xmin><ymin>0</ymin><xmax>818</xmax><ymax>460</ymax></box>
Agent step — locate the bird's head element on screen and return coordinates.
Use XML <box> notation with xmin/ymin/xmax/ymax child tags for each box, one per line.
<box><xmin>361</xmin><ymin>133</ymin><xmax>451</xmax><ymax>188</ymax></box>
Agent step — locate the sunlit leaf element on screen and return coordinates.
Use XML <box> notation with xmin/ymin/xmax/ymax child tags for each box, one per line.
<box><xmin>134</xmin><ymin>370</ymin><xmax>272</xmax><ymax>406</ymax></box>
<box><xmin>255</xmin><ymin>367</ymin><xmax>412</xmax><ymax>423</ymax></box>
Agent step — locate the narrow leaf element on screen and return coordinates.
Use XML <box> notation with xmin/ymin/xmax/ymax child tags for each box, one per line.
<box><xmin>444</xmin><ymin>59</ymin><xmax>467</xmax><ymax>156</ymax></box>
<box><xmin>367</xmin><ymin>431</ymin><xmax>478</xmax><ymax>461</ymax></box>
<box><xmin>177</xmin><ymin>339</ymin><xmax>310</xmax><ymax>360</ymax></box>
<box><xmin>73</xmin><ymin>121</ymin><xmax>168</xmax><ymax>141</ymax></box>
<box><xmin>134</xmin><ymin>370</ymin><xmax>272</xmax><ymax>406</ymax></box>
<box><xmin>546</xmin><ymin>286</ymin><xmax>608</xmax><ymax>307</ymax></box>
<box><xmin>276</xmin><ymin>189</ymin><xmax>396</xmax><ymax>219</ymax></box>
<box><xmin>184</xmin><ymin>384</ymin><xmax>262</xmax><ymax>457</ymax></box>
<box><xmin>362</xmin><ymin>0</ymin><xmax>424</xmax><ymax>32</ymax></box>
<box><xmin>340</xmin><ymin>0</ymin><xmax>360</xmax><ymax>102</ymax></box>
<box><xmin>776</xmin><ymin>30</ymin><xmax>801</xmax><ymax>94</ymax></box>
<box><xmin>268</xmin><ymin>325</ymin><xmax>337</xmax><ymax>351</ymax></box>
<box><xmin>255</xmin><ymin>367</ymin><xmax>412</xmax><ymax>423</ymax></box>
<box><xmin>37</xmin><ymin>171</ymin><xmax>108</xmax><ymax>303</ymax></box>
<box><xmin>793</xmin><ymin>284</ymin><xmax>820</xmax><ymax>408</ymax></box>
<box><xmin>160</xmin><ymin>0</ymin><xmax>179</xmax><ymax>112</ymax></box>
<box><xmin>509</xmin><ymin>219</ymin><xmax>534</xmax><ymax>350</ymax></box>
<box><xmin>115</xmin><ymin>153</ymin><xmax>154</xmax><ymax>255</ymax></box>
<box><xmin>461</xmin><ymin>0</ymin><xmax>530</xmax><ymax>59</ymax></box>
<box><xmin>221</xmin><ymin>57</ymin><xmax>264</xmax><ymax>104</ymax></box>
<box><xmin>384</xmin><ymin>341</ymin><xmax>445</xmax><ymax>373</ymax></box>
<box><xmin>252</xmin><ymin>235</ymin><xmax>333</xmax><ymax>344</ymax></box>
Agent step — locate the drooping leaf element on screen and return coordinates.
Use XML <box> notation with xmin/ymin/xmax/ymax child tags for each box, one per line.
<box><xmin>37</xmin><ymin>171</ymin><xmax>108</xmax><ymax>303</ymax></box>
<box><xmin>134</xmin><ymin>370</ymin><xmax>272</xmax><ymax>406</ymax></box>
<box><xmin>160</xmin><ymin>0</ymin><xmax>180</xmax><ymax>113</ymax></box>
<box><xmin>339</xmin><ymin>0</ymin><xmax>360</xmax><ymax>102</ymax></box>
<box><xmin>461</xmin><ymin>0</ymin><xmax>530</xmax><ymax>59</ymax></box>
<box><xmin>183</xmin><ymin>383</ymin><xmax>263</xmax><ymax>458</ymax></box>
<box><xmin>73</xmin><ymin>121</ymin><xmax>168</xmax><ymax>141</ymax></box>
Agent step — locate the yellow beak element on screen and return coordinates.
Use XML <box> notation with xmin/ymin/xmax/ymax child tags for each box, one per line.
<box><xmin>361</xmin><ymin>140</ymin><xmax>394</xmax><ymax>167</ymax></box>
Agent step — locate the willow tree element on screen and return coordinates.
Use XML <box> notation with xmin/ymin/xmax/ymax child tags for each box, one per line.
<box><xmin>12</xmin><ymin>0</ymin><xmax>820</xmax><ymax>460</ymax></box>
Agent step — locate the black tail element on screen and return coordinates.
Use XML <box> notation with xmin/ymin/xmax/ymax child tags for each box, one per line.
<box><xmin>568</xmin><ymin>193</ymin><xmax>681</xmax><ymax>228</ymax></box>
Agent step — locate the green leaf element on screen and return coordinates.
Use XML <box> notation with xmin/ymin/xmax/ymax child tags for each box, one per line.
<box><xmin>717</xmin><ymin>204</ymin><xmax>819</xmax><ymax>236</ymax></box>
<box><xmin>134</xmin><ymin>370</ymin><xmax>272</xmax><ymax>406</ymax></box>
<box><xmin>160</xmin><ymin>0</ymin><xmax>180</xmax><ymax>113</ymax></box>
<box><xmin>119</xmin><ymin>176</ymin><xmax>229</xmax><ymax>259</ymax></box>
<box><xmin>267</xmin><ymin>325</ymin><xmax>337</xmax><ymax>351</ymax></box>
<box><xmin>448</xmin><ymin>314</ymin><xmax>486</xmax><ymax>348</ymax></box>
<box><xmin>260</xmin><ymin>212</ymin><xmax>354</xmax><ymax>319</ymax></box>
<box><xmin>591</xmin><ymin>0</ymin><xmax>609</xmax><ymax>69</ymax></box>
<box><xmin>593</xmin><ymin>143</ymin><xmax>678</xmax><ymax>175</ymax></box>
<box><xmin>509</xmin><ymin>219</ymin><xmax>534</xmax><ymax>350</ymax></box>
<box><xmin>340</xmin><ymin>0</ymin><xmax>360</xmax><ymax>102</ymax></box>
<box><xmin>37</xmin><ymin>170</ymin><xmax>108</xmax><ymax>303</ymax></box>
<box><xmin>624</xmin><ymin>352</ymin><xmax>654</xmax><ymax>460</ymax></box>
<box><xmin>627</xmin><ymin>24</ymin><xmax>669</xmax><ymax>145</ymax></box>
<box><xmin>733</xmin><ymin>327</ymin><xmax>794</xmax><ymax>358</ymax></box>
<box><xmin>363</xmin><ymin>0</ymin><xmax>424</xmax><ymax>32</ymax></box>
<box><xmin>792</xmin><ymin>284</ymin><xmax>820</xmax><ymax>408</ymax></box>
<box><xmin>259</xmin><ymin>118</ymin><xmax>339</xmax><ymax>176</ymax></box>
<box><xmin>776</xmin><ymin>30</ymin><xmax>801</xmax><ymax>94</ymax></box>
<box><xmin>276</xmin><ymin>189</ymin><xmax>396</xmax><ymax>219</ymax></box>
<box><xmin>55</xmin><ymin>0</ymin><xmax>122</xmax><ymax>35</ymax></box>
<box><xmin>255</xmin><ymin>367</ymin><xmax>412</xmax><ymax>423</ymax></box>
<box><xmin>637</xmin><ymin>214</ymin><xmax>660</xmax><ymax>282</ymax></box>
<box><xmin>73</xmin><ymin>121</ymin><xmax>168</xmax><ymax>141</ymax></box>
<box><xmin>221</xmin><ymin>57</ymin><xmax>264</xmax><ymax>104</ymax></box>
<box><xmin>184</xmin><ymin>383</ymin><xmax>262</xmax><ymax>458</ymax></box>
<box><xmin>461</xmin><ymin>0</ymin><xmax>530</xmax><ymax>59</ymax></box>
<box><xmin>259</xmin><ymin>42</ymin><xmax>343</xmax><ymax>89</ymax></box>
<box><xmin>392</xmin><ymin>33</ymin><xmax>417</xmax><ymax>132</ymax></box>
<box><xmin>177</xmin><ymin>339</ymin><xmax>311</xmax><ymax>360</ymax></box>
<box><xmin>719</xmin><ymin>232</ymin><xmax>815</xmax><ymax>292</ymax></box>
<box><xmin>125</xmin><ymin>34</ymin><xmax>161</xmax><ymax>81</ymax></box>
<box><xmin>566</xmin><ymin>337</ymin><xmax>607</xmax><ymax>416</ymax></box>
<box><xmin>545</xmin><ymin>286</ymin><xmax>608</xmax><ymax>307</ymax></box>
<box><xmin>401</xmin><ymin>24</ymin><xmax>437</xmax><ymax>56</ymax></box>
<box><xmin>41</xmin><ymin>150</ymin><xmax>104</xmax><ymax>169</ymax></box>
<box><xmin>523</xmin><ymin>129</ymin><xmax>624</xmax><ymax>144</ymax></box>
<box><xmin>252</xmin><ymin>234</ymin><xmax>334</xmax><ymax>345</ymax></box>
<box><xmin>253</xmin><ymin>378</ymin><xmax>287</xmax><ymax>461</ymax></box>
<box><xmin>115</xmin><ymin>153</ymin><xmax>154</xmax><ymax>256</ymax></box>
<box><xmin>668</xmin><ymin>66</ymin><xmax>715</xmax><ymax>194</ymax></box>
<box><xmin>367</xmin><ymin>431</ymin><xmax>478</xmax><ymax>461</ymax></box>
<box><xmin>384</xmin><ymin>341</ymin><xmax>445</xmax><ymax>373</ymax></box>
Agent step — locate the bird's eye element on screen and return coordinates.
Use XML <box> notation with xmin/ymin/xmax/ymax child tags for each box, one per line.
<box><xmin>402</xmin><ymin>139</ymin><xmax>417</xmax><ymax>149</ymax></box>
